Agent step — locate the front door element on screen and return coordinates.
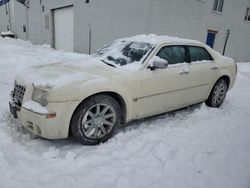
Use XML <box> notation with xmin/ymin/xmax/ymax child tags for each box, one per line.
<box><xmin>134</xmin><ymin>45</ymin><xmax>190</xmax><ymax>118</ymax></box>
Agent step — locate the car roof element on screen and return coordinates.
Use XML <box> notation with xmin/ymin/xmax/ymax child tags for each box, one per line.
<box><xmin>117</xmin><ymin>34</ymin><xmax>203</xmax><ymax>46</ymax></box>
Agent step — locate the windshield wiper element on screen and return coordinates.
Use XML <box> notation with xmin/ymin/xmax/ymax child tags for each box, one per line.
<box><xmin>101</xmin><ymin>60</ymin><xmax>116</xmax><ymax>68</ymax></box>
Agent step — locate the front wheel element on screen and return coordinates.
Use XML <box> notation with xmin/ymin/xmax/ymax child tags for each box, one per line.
<box><xmin>205</xmin><ymin>78</ymin><xmax>228</xmax><ymax>108</ymax></box>
<box><xmin>70</xmin><ymin>95</ymin><xmax>122</xmax><ymax>145</ymax></box>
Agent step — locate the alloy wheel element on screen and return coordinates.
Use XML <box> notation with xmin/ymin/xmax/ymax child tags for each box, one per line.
<box><xmin>81</xmin><ymin>104</ymin><xmax>117</xmax><ymax>139</ymax></box>
<box><xmin>211</xmin><ymin>81</ymin><xmax>227</xmax><ymax>106</ymax></box>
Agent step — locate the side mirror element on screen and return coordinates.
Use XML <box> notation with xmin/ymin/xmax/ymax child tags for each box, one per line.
<box><xmin>150</xmin><ymin>57</ymin><xmax>168</xmax><ymax>70</ymax></box>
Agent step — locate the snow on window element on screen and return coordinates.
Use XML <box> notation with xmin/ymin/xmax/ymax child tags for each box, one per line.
<box><xmin>156</xmin><ymin>46</ymin><xmax>186</xmax><ymax>65</ymax></box>
<box><xmin>95</xmin><ymin>40</ymin><xmax>154</xmax><ymax>67</ymax></box>
<box><xmin>189</xmin><ymin>46</ymin><xmax>213</xmax><ymax>62</ymax></box>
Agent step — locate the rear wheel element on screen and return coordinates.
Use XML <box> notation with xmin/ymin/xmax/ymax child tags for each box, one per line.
<box><xmin>205</xmin><ymin>78</ymin><xmax>228</xmax><ymax>108</ymax></box>
<box><xmin>70</xmin><ymin>95</ymin><xmax>122</xmax><ymax>145</ymax></box>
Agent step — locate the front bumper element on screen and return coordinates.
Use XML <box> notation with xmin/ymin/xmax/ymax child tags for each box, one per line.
<box><xmin>9</xmin><ymin>99</ymin><xmax>80</xmax><ymax>139</ymax></box>
<box><xmin>19</xmin><ymin>107</ymin><xmax>62</xmax><ymax>139</ymax></box>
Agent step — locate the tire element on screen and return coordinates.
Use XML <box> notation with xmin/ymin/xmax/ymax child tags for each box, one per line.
<box><xmin>205</xmin><ymin>78</ymin><xmax>228</xmax><ymax>108</ymax></box>
<box><xmin>70</xmin><ymin>94</ymin><xmax>122</xmax><ymax>145</ymax></box>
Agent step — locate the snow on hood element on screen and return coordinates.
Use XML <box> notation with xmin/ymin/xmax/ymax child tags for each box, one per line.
<box><xmin>16</xmin><ymin>56</ymin><xmax>116</xmax><ymax>89</ymax></box>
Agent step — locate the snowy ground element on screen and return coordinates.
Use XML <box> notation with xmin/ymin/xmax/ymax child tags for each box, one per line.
<box><xmin>0</xmin><ymin>38</ymin><xmax>250</xmax><ymax>188</ymax></box>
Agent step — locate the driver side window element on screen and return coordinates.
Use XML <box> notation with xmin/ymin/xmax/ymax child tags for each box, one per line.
<box><xmin>156</xmin><ymin>46</ymin><xmax>186</xmax><ymax>65</ymax></box>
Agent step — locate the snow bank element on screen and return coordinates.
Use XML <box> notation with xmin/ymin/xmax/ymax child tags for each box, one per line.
<box><xmin>0</xmin><ymin>38</ymin><xmax>250</xmax><ymax>188</ymax></box>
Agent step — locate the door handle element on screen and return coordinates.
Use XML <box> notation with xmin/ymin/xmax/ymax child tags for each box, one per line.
<box><xmin>211</xmin><ymin>66</ymin><xmax>218</xmax><ymax>70</ymax></box>
<box><xmin>179</xmin><ymin>70</ymin><xmax>190</xmax><ymax>75</ymax></box>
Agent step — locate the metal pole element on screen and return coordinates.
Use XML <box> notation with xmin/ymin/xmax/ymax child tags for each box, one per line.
<box><xmin>222</xmin><ymin>30</ymin><xmax>230</xmax><ymax>56</ymax></box>
<box><xmin>5</xmin><ymin>1</ymin><xmax>8</xmax><ymax>15</ymax></box>
<box><xmin>25</xmin><ymin>6</ymin><xmax>29</xmax><ymax>40</ymax></box>
<box><xmin>7</xmin><ymin>0</ymin><xmax>11</xmax><ymax>31</ymax></box>
<box><xmin>88</xmin><ymin>23</ymin><xmax>92</xmax><ymax>54</ymax></box>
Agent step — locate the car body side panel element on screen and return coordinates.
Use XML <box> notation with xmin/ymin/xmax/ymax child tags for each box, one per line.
<box><xmin>205</xmin><ymin>60</ymin><xmax>236</xmax><ymax>99</ymax></box>
<box><xmin>186</xmin><ymin>61</ymin><xmax>219</xmax><ymax>104</ymax></box>
<box><xmin>64</xmin><ymin>80</ymin><xmax>139</xmax><ymax>122</ymax></box>
<box><xmin>18</xmin><ymin>101</ymin><xmax>80</xmax><ymax>139</ymax></box>
<box><xmin>11</xmin><ymin>39</ymin><xmax>237</xmax><ymax>139</ymax></box>
<box><xmin>134</xmin><ymin>64</ymin><xmax>189</xmax><ymax>119</ymax></box>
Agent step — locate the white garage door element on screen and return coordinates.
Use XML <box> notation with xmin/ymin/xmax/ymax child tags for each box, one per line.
<box><xmin>53</xmin><ymin>6</ymin><xmax>73</xmax><ymax>52</ymax></box>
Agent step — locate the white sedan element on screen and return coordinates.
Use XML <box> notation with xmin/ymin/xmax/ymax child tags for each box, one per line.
<box><xmin>9</xmin><ymin>35</ymin><xmax>237</xmax><ymax>145</ymax></box>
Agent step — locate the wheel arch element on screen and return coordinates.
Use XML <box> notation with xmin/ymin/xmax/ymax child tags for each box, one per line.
<box><xmin>205</xmin><ymin>75</ymin><xmax>230</xmax><ymax>107</ymax></box>
<box><xmin>207</xmin><ymin>75</ymin><xmax>231</xmax><ymax>99</ymax></box>
<box><xmin>219</xmin><ymin>75</ymin><xmax>230</xmax><ymax>88</ymax></box>
<box><xmin>69</xmin><ymin>91</ymin><xmax>127</xmax><ymax>136</ymax></box>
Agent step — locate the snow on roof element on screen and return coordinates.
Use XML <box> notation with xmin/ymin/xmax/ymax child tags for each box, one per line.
<box><xmin>117</xmin><ymin>34</ymin><xmax>202</xmax><ymax>45</ymax></box>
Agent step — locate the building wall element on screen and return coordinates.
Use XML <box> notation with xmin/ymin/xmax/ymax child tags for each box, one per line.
<box><xmin>74</xmin><ymin>0</ymin><xmax>151</xmax><ymax>53</ymax></box>
<box><xmin>73</xmin><ymin>0</ymin><xmax>250</xmax><ymax>61</ymax></box>
<box><xmin>147</xmin><ymin>0</ymin><xmax>208</xmax><ymax>41</ymax></box>
<box><xmin>205</xmin><ymin>0</ymin><xmax>250</xmax><ymax>62</ymax></box>
<box><xmin>73</xmin><ymin>0</ymin><xmax>208</xmax><ymax>54</ymax></box>
<box><xmin>27</xmin><ymin>0</ymin><xmax>43</xmax><ymax>44</ymax></box>
<box><xmin>28</xmin><ymin>0</ymin><xmax>73</xmax><ymax>45</ymax></box>
<box><xmin>0</xmin><ymin>0</ymin><xmax>249</xmax><ymax>61</ymax></box>
<box><xmin>12</xmin><ymin>1</ymin><xmax>28</xmax><ymax>40</ymax></box>
<box><xmin>0</xmin><ymin>0</ymin><xmax>29</xmax><ymax>40</ymax></box>
<box><xmin>0</xmin><ymin>0</ymin><xmax>11</xmax><ymax>32</ymax></box>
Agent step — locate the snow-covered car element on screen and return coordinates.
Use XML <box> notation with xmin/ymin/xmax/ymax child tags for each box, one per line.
<box><xmin>9</xmin><ymin>34</ymin><xmax>237</xmax><ymax>145</ymax></box>
<box><xmin>1</xmin><ymin>31</ymin><xmax>16</xmax><ymax>38</ymax></box>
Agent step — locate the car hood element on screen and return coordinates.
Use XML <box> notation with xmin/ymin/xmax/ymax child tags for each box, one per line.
<box><xmin>16</xmin><ymin>57</ymin><xmax>122</xmax><ymax>89</ymax></box>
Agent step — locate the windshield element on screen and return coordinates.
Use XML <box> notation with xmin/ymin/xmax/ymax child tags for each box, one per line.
<box><xmin>95</xmin><ymin>40</ymin><xmax>154</xmax><ymax>67</ymax></box>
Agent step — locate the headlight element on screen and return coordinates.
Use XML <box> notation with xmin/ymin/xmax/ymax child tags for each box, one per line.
<box><xmin>32</xmin><ymin>88</ymin><xmax>49</xmax><ymax>106</ymax></box>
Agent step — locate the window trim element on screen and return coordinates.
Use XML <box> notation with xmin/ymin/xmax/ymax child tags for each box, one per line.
<box><xmin>212</xmin><ymin>0</ymin><xmax>224</xmax><ymax>13</ymax></box>
<box><xmin>185</xmin><ymin>45</ymin><xmax>214</xmax><ymax>63</ymax></box>
<box><xmin>155</xmin><ymin>45</ymin><xmax>188</xmax><ymax>66</ymax></box>
<box><xmin>206</xmin><ymin>30</ymin><xmax>217</xmax><ymax>48</ymax></box>
<box><xmin>244</xmin><ymin>7</ymin><xmax>250</xmax><ymax>22</ymax></box>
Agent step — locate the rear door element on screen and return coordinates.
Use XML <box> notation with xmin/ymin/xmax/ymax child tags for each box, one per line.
<box><xmin>186</xmin><ymin>45</ymin><xmax>218</xmax><ymax>104</ymax></box>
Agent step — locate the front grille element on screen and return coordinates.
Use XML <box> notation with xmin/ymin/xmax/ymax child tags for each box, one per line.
<box><xmin>13</xmin><ymin>81</ymin><xmax>26</xmax><ymax>109</ymax></box>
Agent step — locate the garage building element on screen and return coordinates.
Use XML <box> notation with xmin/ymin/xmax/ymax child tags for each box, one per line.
<box><xmin>0</xmin><ymin>0</ymin><xmax>250</xmax><ymax>61</ymax></box>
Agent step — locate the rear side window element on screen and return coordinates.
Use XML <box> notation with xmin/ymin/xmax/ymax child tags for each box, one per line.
<box><xmin>156</xmin><ymin>46</ymin><xmax>186</xmax><ymax>65</ymax></box>
<box><xmin>188</xmin><ymin>46</ymin><xmax>213</xmax><ymax>62</ymax></box>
